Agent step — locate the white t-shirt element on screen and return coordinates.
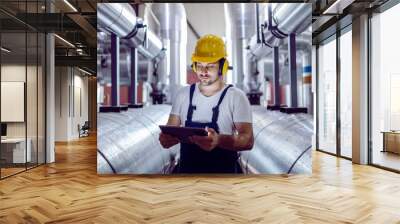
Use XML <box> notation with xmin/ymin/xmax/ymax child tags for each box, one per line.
<box><xmin>170</xmin><ymin>83</ymin><xmax>252</xmax><ymax>135</ymax></box>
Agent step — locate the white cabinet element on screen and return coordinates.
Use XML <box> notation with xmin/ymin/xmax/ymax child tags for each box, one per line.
<box><xmin>1</xmin><ymin>138</ymin><xmax>32</xmax><ymax>163</ymax></box>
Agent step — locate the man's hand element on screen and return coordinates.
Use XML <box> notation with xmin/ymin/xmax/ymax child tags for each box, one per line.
<box><xmin>159</xmin><ymin>114</ymin><xmax>181</xmax><ymax>149</ymax></box>
<box><xmin>190</xmin><ymin>127</ymin><xmax>219</xmax><ymax>152</ymax></box>
<box><xmin>159</xmin><ymin>133</ymin><xmax>179</xmax><ymax>149</ymax></box>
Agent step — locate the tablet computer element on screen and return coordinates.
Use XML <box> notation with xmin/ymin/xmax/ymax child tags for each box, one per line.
<box><xmin>159</xmin><ymin>125</ymin><xmax>208</xmax><ymax>142</ymax></box>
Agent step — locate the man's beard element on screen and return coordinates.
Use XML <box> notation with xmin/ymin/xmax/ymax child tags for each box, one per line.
<box><xmin>200</xmin><ymin>75</ymin><xmax>219</xmax><ymax>86</ymax></box>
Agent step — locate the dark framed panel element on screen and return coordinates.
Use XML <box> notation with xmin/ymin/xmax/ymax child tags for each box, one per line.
<box><xmin>368</xmin><ymin>1</ymin><xmax>400</xmax><ymax>172</ymax></box>
<box><xmin>314</xmin><ymin>18</ymin><xmax>353</xmax><ymax>161</ymax></box>
<box><xmin>0</xmin><ymin>0</ymin><xmax>47</xmax><ymax>180</ymax></box>
<box><xmin>316</xmin><ymin>33</ymin><xmax>338</xmax><ymax>156</ymax></box>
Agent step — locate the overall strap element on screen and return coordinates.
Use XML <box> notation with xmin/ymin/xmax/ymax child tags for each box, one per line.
<box><xmin>211</xmin><ymin>84</ymin><xmax>233</xmax><ymax>123</ymax></box>
<box><xmin>186</xmin><ymin>84</ymin><xmax>197</xmax><ymax>122</ymax></box>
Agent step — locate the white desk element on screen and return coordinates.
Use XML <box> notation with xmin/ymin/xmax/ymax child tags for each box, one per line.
<box><xmin>1</xmin><ymin>138</ymin><xmax>31</xmax><ymax>163</ymax></box>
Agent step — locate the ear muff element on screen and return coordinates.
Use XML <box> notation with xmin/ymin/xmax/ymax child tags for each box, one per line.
<box><xmin>218</xmin><ymin>58</ymin><xmax>229</xmax><ymax>76</ymax></box>
<box><xmin>191</xmin><ymin>62</ymin><xmax>197</xmax><ymax>72</ymax></box>
<box><xmin>192</xmin><ymin>59</ymin><xmax>229</xmax><ymax>75</ymax></box>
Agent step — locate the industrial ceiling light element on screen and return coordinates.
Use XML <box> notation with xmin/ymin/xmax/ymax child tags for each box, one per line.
<box><xmin>76</xmin><ymin>48</ymin><xmax>86</xmax><ymax>56</ymax></box>
<box><xmin>1</xmin><ymin>47</ymin><xmax>11</xmax><ymax>53</ymax></box>
<box><xmin>78</xmin><ymin>67</ymin><xmax>92</xmax><ymax>76</ymax></box>
<box><xmin>323</xmin><ymin>0</ymin><xmax>355</xmax><ymax>14</ymax></box>
<box><xmin>54</xmin><ymin>34</ymin><xmax>75</xmax><ymax>48</ymax></box>
<box><xmin>63</xmin><ymin>0</ymin><xmax>78</xmax><ymax>12</ymax></box>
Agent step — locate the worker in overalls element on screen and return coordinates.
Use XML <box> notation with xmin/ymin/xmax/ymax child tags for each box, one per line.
<box><xmin>159</xmin><ymin>34</ymin><xmax>254</xmax><ymax>173</ymax></box>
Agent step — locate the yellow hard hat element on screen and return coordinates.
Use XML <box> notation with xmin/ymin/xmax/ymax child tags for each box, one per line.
<box><xmin>191</xmin><ymin>34</ymin><xmax>229</xmax><ymax>75</ymax></box>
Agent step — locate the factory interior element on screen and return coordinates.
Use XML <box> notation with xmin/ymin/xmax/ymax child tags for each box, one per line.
<box><xmin>1</xmin><ymin>0</ymin><xmax>400</xmax><ymax>223</ymax></box>
<box><xmin>97</xmin><ymin>3</ymin><xmax>313</xmax><ymax>175</ymax></box>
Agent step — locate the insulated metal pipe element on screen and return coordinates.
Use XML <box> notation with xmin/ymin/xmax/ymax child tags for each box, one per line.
<box><xmin>239</xmin><ymin>106</ymin><xmax>313</xmax><ymax>174</ymax></box>
<box><xmin>97</xmin><ymin>3</ymin><xmax>164</xmax><ymax>61</ymax></box>
<box><xmin>247</xmin><ymin>3</ymin><xmax>310</xmax><ymax>103</ymax></box>
<box><xmin>263</xmin><ymin>3</ymin><xmax>311</xmax><ymax>47</ymax></box>
<box><xmin>248</xmin><ymin>31</ymin><xmax>311</xmax><ymax>61</ymax></box>
<box><xmin>97</xmin><ymin>3</ymin><xmax>138</xmax><ymax>38</ymax></box>
<box><xmin>98</xmin><ymin>105</ymin><xmax>312</xmax><ymax>174</ymax></box>
<box><xmin>225</xmin><ymin>3</ymin><xmax>256</xmax><ymax>90</ymax></box>
<box><xmin>98</xmin><ymin>48</ymin><xmax>150</xmax><ymax>85</ymax></box>
<box><xmin>150</xmin><ymin>3</ymin><xmax>187</xmax><ymax>101</ymax></box>
<box><xmin>97</xmin><ymin>105</ymin><xmax>179</xmax><ymax>174</ymax></box>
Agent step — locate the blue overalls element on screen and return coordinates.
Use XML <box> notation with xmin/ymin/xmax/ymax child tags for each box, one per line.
<box><xmin>174</xmin><ymin>83</ymin><xmax>243</xmax><ymax>174</ymax></box>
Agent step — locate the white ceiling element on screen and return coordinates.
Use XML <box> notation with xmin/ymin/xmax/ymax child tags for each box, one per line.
<box><xmin>135</xmin><ymin>3</ymin><xmax>227</xmax><ymax>66</ymax></box>
<box><xmin>183</xmin><ymin>3</ymin><xmax>226</xmax><ymax>66</ymax></box>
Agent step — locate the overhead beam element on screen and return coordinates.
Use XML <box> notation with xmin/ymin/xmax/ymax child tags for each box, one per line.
<box><xmin>55</xmin><ymin>55</ymin><xmax>96</xmax><ymax>70</ymax></box>
<box><xmin>187</xmin><ymin>19</ymin><xmax>201</xmax><ymax>39</ymax></box>
<box><xmin>12</xmin><ymin>13</ymin><xmax>83</xmax><ymax>32</ymax></box>
<box><xmin>66</xmin><ymin>13</ymin><xmax>97</xmax><ymax>46</ymax></box>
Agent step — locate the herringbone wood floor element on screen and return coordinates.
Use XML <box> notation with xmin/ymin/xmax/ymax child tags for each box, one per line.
<box><xmin>1</xmin><ymin>134</ymin><xmax>400</xmax><ymax>224</ymax></box>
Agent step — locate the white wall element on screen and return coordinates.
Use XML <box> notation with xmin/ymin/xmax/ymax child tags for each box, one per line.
<box><xmin>55</xmin><ymin>66</ymin><xmax>69</xmax><ymax>141</ymax></box>
<box><xmin>1</xmin><ymin>65</ymin><xmax>26</xmax><ymax>139</ymax></box>
<box><xmin>184</xmin><ymin>3</ymin><xmax>226</xmax><ymax>68</ymax></box>
<box><xmin>1</xmin><ymin>64</ymin><xmax>46</xmax><ymax>164</ymax></box>
<box><xmin>55</xmin><ymin>67</ymin><xmax>89</xmax><ymax>141</ymax></box>
<box><xmin>73</xmin><ymin>73</ymin><xmax>89</xmax><ymax>138</ymax></box>
<box><xmin>1</xmin><ymin>65</ymin><xmax>38</xmax><ymax>138</ymax></box>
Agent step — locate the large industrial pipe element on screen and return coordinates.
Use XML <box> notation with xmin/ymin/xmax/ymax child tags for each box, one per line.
<box><xmin>97</xmin><ymin>3</ymin><xmax>164</xmax><ymax>61</ymax></box>
<box><xmin>239</xmin><ymin>106</ymin><xmax>313</xmax><ymax>174</ymax></box>
<box><xmin>98</xmin><ymin>48</ymin><xmax>150</xmax><ymax>85</ymax></box>
<box><xmin>261</xmin><ymin>3</ymin><xmax>311</xmax><ymax>110</ymax></box>
<box><xmin>248</xmin><ymin>31</ymin><xmax>311</xmax><ymax>61</ymax></box>
<box><xmin>247</xmin><ymin>4</ymin><xmax>311</xmax><ymax>107</ymax></box>
<box><xmin>251</xmin><ymin>3</ymin><xmax>311</xmax><ymax>105</ymax></box>
<box><xmin>149</xmin><ymin>3</ymin><xmax>187</xmax><ymax>102</ymax></box>
<box><xmin>263</xmin><ymin>3</ymin><xmax>311</xmax><ymax>47</ymax></box>
<box><xmin>225</xmin><ymin>3</ymin><xmax>256</xmax><ymax>91</ymax></box>
<box><xmin>247</xmin><ymin>42</ymin><xmax>304</xmax><ymax>108</ymax></box>
<box><xmin>278</xmin><ymin>54</ymin><xmax>304</xmax><ymax>106</ymax></box>
<box><xmin>130</xmin><ymin>28</ymin><xmax>165</xmax><ymax>61</ymax></box>
<box><xmin>97</xmin><ymin>105</ymin><xmax>179</xmax><ymax>174</ymax></box>
<box><xmin>98</xmin><ymin>105</ymin><xmax>312</xmax><ymax>174</ymax></box>
<box><xmin>97</xmin><ymin>3</ymin><xmax>138</xmax><ymax>38</ymax></box>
